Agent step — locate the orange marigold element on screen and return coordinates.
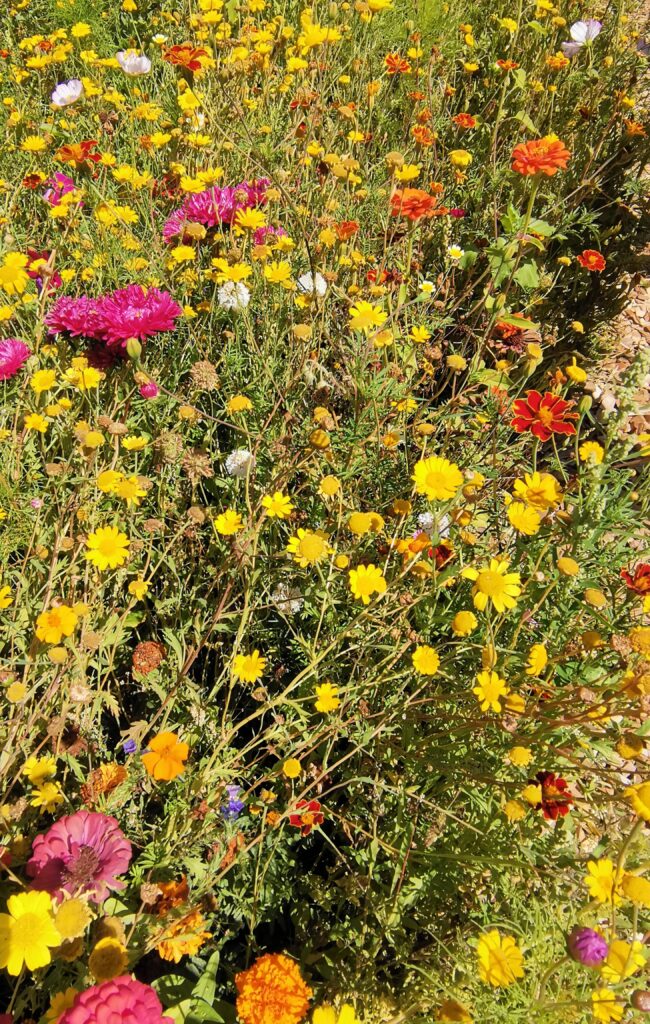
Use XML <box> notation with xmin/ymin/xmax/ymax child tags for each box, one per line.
<box><xmin>156</xmin><ymin>908</ymin><xmax>211</xmax><ymax>962</ymax></box>
<box><xmin>511</xmin><ymin>136</ymin><xmax>571</xmax><ymax>176</ymax></box>
<box><xmin>235</xmin><ymin>952</ymin><xmax>312</xmax><ymax>1024</ymax></box>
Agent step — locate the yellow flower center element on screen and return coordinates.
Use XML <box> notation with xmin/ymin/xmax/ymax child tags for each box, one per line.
<box><xmin>298</xmin><ymin>534</ymin><xmax>326</xmax><ymax>561</ymax></box>
<box><xmin>477</xmin><ymin>569</ymin><xmax>505</xmax><ymax>596</ymax></box>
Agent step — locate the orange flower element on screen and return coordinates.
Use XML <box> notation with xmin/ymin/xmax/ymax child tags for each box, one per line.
<box><xmin>236</xmin><ymin>953</ymin><xmax>312</xmax><ymax>1024</ymax></box>
<box><xmin>412</xmin><ymin>124</ymin><xmax>436</xmax><ymax>147</ymax></box>
<box><xmin>80</xmin><ymin>763</ymin><xmax>127</xmax><ymax>807</ymax></box>
<box><xmin>55</xmin><ymin>140</ymin><xmax>100</xmax><ymax>166</ymax></box>
<box><xmin>390</xmin><ymin>188</ymin><xmax>439</xmax><ymax>221</ymax></box>
<box><xmin>155</xmin><ymin>877</ymin><xmax>190</xmax><ymax>915</ymax></box>
<box><xmin>497</xmin><ymin>59</ymin><xmax>520</xmax><ymax>71</ymax></box>
<box><xmin>385</xmin><ymin>53</ymin><xmax>412</xmax><ymax>75</ymax></box>
<box><xmin>142</xmin><ymin>731</ymin><xmax>189</xmax><ymax>781</ymax></box>
<box><xmin>577</xmin><ymin>249</ymin><xmax>606</xmax><ymax>272</ymax></box>
<box><xmin>511</xmin><ymin>136</ymin><xmax>571</xmax><ymax>176</ymax></box>
<box><xmin>156</xmin><ymin>908</ymin><xmax>211</xmax><ymax>962</ymax></box>
<box><xmin>163</xmin><ymin>44</ymin><xmax>210</xmax><ymax>72</ymax></box>
<box><xmin>335</xmin><ymin>220</ymin><xmax>359</xmax><ymax>241</ymax></box>
<box><xmin>453</xmin><ymin>113</ymin><xmax>477</xmax><ymax>129</ymax></box>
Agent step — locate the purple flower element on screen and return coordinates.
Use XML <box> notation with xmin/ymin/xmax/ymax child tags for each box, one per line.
<box><xmin>567</xmin><ymin>926</ymin><xmax>608</xmax><ymax>966</ymax></box>
<box><xmin>223</xmin><ymin>785</ymin><xmax>245</xmax><ymax>819</ymax></box>
<box><xmin>0</xmin><ymin>338</ymin><xmax>31</xmax><ymax>381</ymax></box>
<box><xmin>27</xmin><ymin>810</ymin><xmax>132</xmax><ymax>903</ymax></box>
<box><xmin>123</xmin><ymin>739</ymin><xmax>137</xmax><ymax>755</ymax></box>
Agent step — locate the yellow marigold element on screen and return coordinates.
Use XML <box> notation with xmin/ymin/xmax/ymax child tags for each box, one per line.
<box><xmin>235</xmin><ymin>952</ymin><xmax>312</xmax><ymax>1024</ymax></box>
<box><xmin>625</xmin><ymin>781</ymin><xmax>650</xmax><ymax>821</ymax></box>
<box><xmin>622</xmin><ymin>873</ymin><xmax>650</xmax><ymax>907</ymax></box>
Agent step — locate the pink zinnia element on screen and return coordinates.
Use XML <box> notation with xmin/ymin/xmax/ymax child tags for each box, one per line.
<box><xmin>27</xmin><ymin>809</ymin><xmax>132</xmax><ymax>903</ymax></box>
<box><xmin>162</xmin><ymin>178</ymin><xmax>269</xmax><ymax>241</ymax></box>
<box><xmin>94</xmin><ymin>285</ymin><xmax>183</xmax><ymax>347</ymax></box>
<box><xmin>0</xmin><ymin>338</ymin><xmax>31</xmax><ymax>381</ymax></box>
<box><xmin>45</xmin><ymin>295</ymin><xmax>100</xmax><ymax>338</ymax></box>
<box><xmin>58</xmin><ymin>977</ymin><xmax>173</xmax><ymax>1024</ymax></box>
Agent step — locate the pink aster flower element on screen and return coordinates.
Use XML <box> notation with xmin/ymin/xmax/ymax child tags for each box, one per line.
<box><xmin>162</xmin><ymin>178</ymin><xmax>269</xmax><ymax>241</ymax></box>
<box><xmin>27</xmin><ymin>809</ymin><xmax>132</xmax><ymax>903</ymax></box>
<box><xmin>45</xmin><ymin>295</ymin><xmax>100</xmax><ymax>338</ymax></box>
<box><xmin>252</xmin><ymin>224</ymin><xmax>288</xmax><ymax>246</ymax></box>
<box><xmin>94</xmin><ymin>285</ymin><xmax>183</xmax><ymax>347</ymax></box>
<box><xmin>0</xmin><ymin>338</ymin><xmax>31</xmax><ymax>381</ymax></box>
<box><xmin>59</xmin><ymin>977</ymin><xmax>173</xmax><ymax>1024</ymax></box>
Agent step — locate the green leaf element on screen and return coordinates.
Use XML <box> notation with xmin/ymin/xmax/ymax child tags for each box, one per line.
<box><xmin>528</xmin><ymin>218</ymin><xmax>555</xmax><ymax>237</ymax></box>
<box><xmin>194</xmin><ymin>950</ymin><xmax>220</xmax><ymax>1004</ymax></box>
<box><xmin>497</xmin><ymin>312</ymin><xmax>539</xmax><ymax>330</ymax></box>
<box><xmin>514</xmin><ymin>262</ymin><xmax>540</xmax><ymax>290</ymax></box>
<box><xmin>514</xmin><ymin>110</ymin><xmax>538</xmax><ymax>135</ymax></box>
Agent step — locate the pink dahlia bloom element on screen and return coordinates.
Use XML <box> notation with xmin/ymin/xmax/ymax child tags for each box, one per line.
<box><xmin>0</xmin><ymin>338</ymin><xmax>31</xmax><ymax>381</ymax></box>
<box><xmin>27</xmin><ymin>810</ymin><xmax>132</xmax><ymax>903</ymax></box>
<box><xmin>94</xmin><ymin>285</ymin><xmax>183</xmax><ymax>347</ymax></box>
<box><xmin>45</xmin><ymin>296</ymin><xmax>99</xmax><ymax>338</ymax></box>
<box><xmin>162</xmin><ymin>178</ymin><xmax>269</xmax><ymax>242</ymax></box>
<box><xmin>58</xmin><ymin>977</ymin><xmax>173</xmax><ymax>1024</ymax></box>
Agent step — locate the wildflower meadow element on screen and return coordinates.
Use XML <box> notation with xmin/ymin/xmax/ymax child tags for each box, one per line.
<box><xmin>0</xmin><ymin>0</ymin><xmax>649</xmax><ymax>1021</ymax></box>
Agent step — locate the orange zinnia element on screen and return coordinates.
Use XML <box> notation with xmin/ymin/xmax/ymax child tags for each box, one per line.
<box><xmin>142</xmin><ymin>731</ymin><xmax>189</xmax><ymax>781</ymax></box>
<box><xmin>390</xmin><ymin>188</ymin><xmax>438</xmax><ymax>221</ymax></box>
<box><xmin>412</xmin><ymin>124</ymin><xmax>436</xmax><ymax>147</ymax></box>
<box><xmin>511</xmin><ymin>136</ymin><xmax>571</xmax><ymax>176</ymax></box>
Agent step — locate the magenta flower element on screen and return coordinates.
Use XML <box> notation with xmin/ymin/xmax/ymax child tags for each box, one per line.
<box><xmin>45</xmin><ymin>296</ymin><xmax>100</xmax><ymax>338</ymax></box>
<box><xmin>59</xmin><ymin>977</ymin><xmax>172</xmax><ymax>1024</ymax></box>
<box><xmin>0</xmin><ymin>338</ymin><xmax>31</xmax><ymax>381</ymax></box>
<box><xmin>43</xmin><ymin>172</ymin><xmax>77</xmax><ymax>207</ymax></box>
<box><xmin>567</xmin><ymin>926</ymin><xmax>608</xmax><ymax>966</ymax></box>
<box><xmin>162</xmin><ymin>178</ymin><xmax>269</xmax><ymax>241</ymax></box>
<box><xmin>139</xmin><ymin>379</ymin><xmax>159</xmax><ymax>398</ymax></box>
<box><xmin>94</xmin><ymin>285</ymin><xmax>183</xmax><ymax>347</ymax></box>
<box><xmin>253</xmin><ymin>224</ymin><xmax>287</xmax><ymax>246</ymax></box>
<box><xmin>27</xmin><ymin>810</ymin><xmax>132</xmax><ymax>903</ymax></box>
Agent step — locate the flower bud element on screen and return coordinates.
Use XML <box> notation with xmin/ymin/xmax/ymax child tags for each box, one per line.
<box><xmin>632</xmin><ymin>991</ymin><xmax>650</xmax><ymax>1012</ymax></box>
<box><xmin>567</xmin><ymin>926</ymin><xmax>607</xmax><ymax>966</ymax></box>
<box><xmin>125</xmin><ymin>336</ymin><xmax>142</xmax><ymax>361</ymax></box>
<box><xmin>579</xmin><ymin>396</ymin><xmax>593</xmax><ymax>414</ymax></box>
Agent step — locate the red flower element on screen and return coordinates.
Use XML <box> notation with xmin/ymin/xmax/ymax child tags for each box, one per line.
<box><xmin>535</xmin><ymin>771</ymin><xmax>573</xmax><ymax>820</ymax></box>
<box><xmin>621</xmin><ymin>563</ymin><xmax>650</xmax><ymax>595</ymax></box>
<box><xmin>577</xmin><ymin>249</ymin><xmax>606</xmax><ymax>272</ymax></box>
<box><xmin>511</xmin><ymin>390</ymin><xmax>578</xmax><ymax>442</ymax></box>
<box><xmin>289</xmin><ymin>800</ymin><xmax>324</xmax><ymax>837</ymax></box>
<box><xmin>497</xmin><ymin>59</ymin><xmax>520</xmax><ymax>71</ymax></box>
